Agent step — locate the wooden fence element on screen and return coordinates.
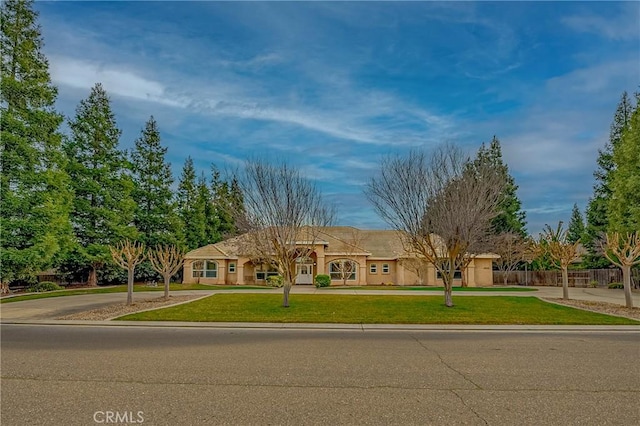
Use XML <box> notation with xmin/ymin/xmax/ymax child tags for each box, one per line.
<box><xmin>493</xmin><ymin>268</ymin><xmax>624</xmax><ymax>287</ymax></box>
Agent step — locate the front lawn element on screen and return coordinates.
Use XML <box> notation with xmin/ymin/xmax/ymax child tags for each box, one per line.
<box><xmin>0</xmin><ymin>283</ymin><xmax>269</xmax><ymax>303</ymax></box>
<box><xmin>320</xmin><ymin>286</ymin><xmax>537</xmax><ymax>292</ymax></box>
<box><xmin>117</xmin><ymin>294</ymin><xmax>638</xmax><ymax>325</ymax></box>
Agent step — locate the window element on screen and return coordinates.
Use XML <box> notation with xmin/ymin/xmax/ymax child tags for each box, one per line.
<box><xmin>370</xmin><ymin>264</ymin><xmax>377</xmax><ymax>274</ymax></box>
<box><xmin>256</xmin><ymin>264</ymin><xmax>278</xmax><ymax>281</ymax></box>
<box><xmin>382</xmin><ymin>263</ymin><xmax>390</xmax><ymax>274</ymax></box>
<box><xmin>329</xmin><ymin>260</ymin><xmax>357</xmax><ymax>281</ymax></box>
<box><xmin>228</xmin><ymin>263</ymin><xmax>236</xmax><ymax>273</ymax></box>
<box><xmin>436</xmin><ymin>270</ymin><xmax>462</xmax><ymax>280</ymax></box>
<box><xmin>193</xmin><ymin>260</ymin><xmax>218</xmax><ymax>278</ymax></box>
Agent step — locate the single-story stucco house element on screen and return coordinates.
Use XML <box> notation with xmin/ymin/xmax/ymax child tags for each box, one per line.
<box><xmin>183</xmin><ymin>226</ymin><xmax>497</xmax><ymax>287</ymax></box>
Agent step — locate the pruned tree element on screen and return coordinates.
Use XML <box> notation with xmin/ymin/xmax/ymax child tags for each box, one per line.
<box><xmin>148</xmin><ymin>244</ymin><xmax>185</xmax><ymax>300</ymax></box>
<box><xmin>236</xmin><ymin>160</ymin><xmax>334</xmax><ymax>307</ymax></box>
<box><xmin>366</xmin><ymin>143</ymin><xmax>505</xmax><ymax>307</ymax></box>
<box><xmin>601</xmin><ymin>232</ymin><xmax>639</xmax><ymax>308</ymax></box>
<box><xmin>110</xmin><ymin>240</ymin><xmax>145</xmax><ymax>305</ymax></box>
<box><xmin>492</xmin><ymin>232</ymin><xmax>530</xmax><ymax>286</ymax></box>
<box><xmin>535</xmin><ymin>222</ymin><xmax>580</xmax><ymax>300</ymax></box>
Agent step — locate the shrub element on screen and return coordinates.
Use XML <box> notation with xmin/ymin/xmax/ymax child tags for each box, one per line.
<box><xmin>315</xmin><ymin>274</ymin><xmax>331</xmax><ymax>288</ymax></box>
<box><xmin>266</xmin><ymin>275</ymin><xmax>284</xmax><ymax>288</ymax></box>
<box><xmin>27</xmin><ymin>281</ymin><xmax>63</xmax><ymax>293</ymax></box>
<box><xmin>608</xmin><ymin>282</ymin><xmax>623</xmax><ymax>289</ymax></box>
<box><xmin>589</xmin><ymin>280</ymin><xmax>599</xmax><ymax>288</ymax></box>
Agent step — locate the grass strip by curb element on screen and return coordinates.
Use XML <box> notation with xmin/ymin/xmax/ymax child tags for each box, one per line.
<box><xmin>116</xmin><ymin>294</ymin><xmax>639</xmax><ymax>325</ymax></box>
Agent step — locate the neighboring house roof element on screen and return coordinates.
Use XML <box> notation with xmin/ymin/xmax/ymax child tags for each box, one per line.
<box><xmin>185</xmin><ymin>226</ymin><xmax>498</xmax><ymax>260</ymax></box>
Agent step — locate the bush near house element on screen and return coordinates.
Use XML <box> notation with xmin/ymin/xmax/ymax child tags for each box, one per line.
<box><xmin>266</xmin><ymin>275</ymin><xmax>284</xmax><ymax>288</ymax></box>
<box><xmin>608</xmin><ymin>282</ymin><xmax>624</xmax><ymax>289</ymax></box>
<box><xmin>315</xmin><ymin>274</ymin><xmax>331</xmax><ymax>288</ymax></box>
<box><xmin>27</xmin><ymin>282</ymin><xmax>63</xmax><ymax>292</ymax></box>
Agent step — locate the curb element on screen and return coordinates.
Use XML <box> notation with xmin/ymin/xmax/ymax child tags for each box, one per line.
<box><xmin>2</xmin><ymin>320</ymin><xmax>639</xmax><ymax>333</ymax></box>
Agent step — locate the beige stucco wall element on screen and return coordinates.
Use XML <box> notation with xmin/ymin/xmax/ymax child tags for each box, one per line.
<box><xmin>472</xmin><ymin>258</ymin><xmax>494</xmax><ymax>287</ymax></box>
<box><xmin>365</xmin><ymin>260</ymin><xmax>397</xmax><ymax>285</ymax></box>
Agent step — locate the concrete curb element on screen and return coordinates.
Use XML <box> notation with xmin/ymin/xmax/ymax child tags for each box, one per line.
<box><xmin>2</xmin><ymin>319</ymin><xmax>639</xmax><ymax>333</ymax></box>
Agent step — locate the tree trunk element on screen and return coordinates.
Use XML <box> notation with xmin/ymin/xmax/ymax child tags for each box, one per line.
<box><xmin>164</xmin><ymin>274</ymin><xmax>170</xmax><ymax>301</ymax></box>
<box><xmin>88</xmin><ymin>266</ymin><xmax>98</xmax><ymax>287</ymax></box>
<box><xmin>461</xmin><ymin>267</ymin><xmax>468</xmax><ymax>288</ymax></box>
<box><xmin>622</xmin><ymin>265</ymin><xmax>633</xmax><ymax>309</ymax></box>
<box><xmin>127</xmin><ymin>267</ymin><xmax>134</xmax><ymax>306</ymax></box>
<box><xmin>561</xmin><ymin>266</ymin><xmax>569</xmax><ymax>300</ymax></box>
<box><xmin>444</xmin><ymin>284</ymin><xmax>453</xmax><ymax>307</ymax></box>
<box><xmin>282</xmin><ymin>282</ymin><xmax>291</xmax><ymax>307</ymax></box>
<box><xmin>503</xmin><ymin>271</ymin><xmax>508</xmax><ymax>286</ymax></box>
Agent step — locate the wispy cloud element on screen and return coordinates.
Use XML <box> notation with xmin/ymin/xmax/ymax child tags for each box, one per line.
<box><xmin>562</xmin><ymin>3</ymin><xmax>640</xmax><ymax>41</ymax></box>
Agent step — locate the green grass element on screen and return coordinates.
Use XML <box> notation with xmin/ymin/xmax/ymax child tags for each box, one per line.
<box><xmin>0</xmin><ymin>283</ymin><xmax>269</xmax><ymax>303</ymax></box>
<box><xmin>117</xmin><ymin>294</ymin><xmax>638</xmax><ymax>325</ymax></box>
<box><xmin>320</xmin><ymin>285</ymin><xmax>537</xmax><ymax>292</ymax></box>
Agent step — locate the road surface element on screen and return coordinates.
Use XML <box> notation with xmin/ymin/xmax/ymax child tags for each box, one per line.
<box><xmin>2</xmin><ymin>324</ymin><xmax>639</xmax><ymax>425</ymax></box>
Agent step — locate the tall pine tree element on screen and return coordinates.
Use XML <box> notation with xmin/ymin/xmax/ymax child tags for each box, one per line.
<box><xmin>64</xmin><ymin>83</ymin><xmax>136</xmax><ymax>286</ymax></box>
<box><xmin>177</xmin><ymin>157</ymin><xmax>206</xmax><ymax>250</ymax></box>
<box><xmin>131</xmin><ymin>116</ymin><xmax>181</xmax><ymax>247</ymax></box>
<box><xmin>1</xmin><ymin>0</ymin><xmax>73</xmax><ymax>285</ymax></box>
<box><xmin>583</xmin><ymin>92</ymin><xmax>635</xmax><ymax>267</ymax></box>
<box><xmin>211</xmin><ymin>165</ymin><xmax>243</xmax><ymax>239</ymax></box>
<box><xmin>474</xmin><ymin>136</ymin><xmax>527</xmax><ymax>236</ymax></box>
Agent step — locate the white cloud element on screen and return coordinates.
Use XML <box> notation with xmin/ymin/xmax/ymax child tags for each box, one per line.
<box><xmin>50</xmin><ymin>56</ymin><xmax>185</xmax><ymax>108</ymax></box>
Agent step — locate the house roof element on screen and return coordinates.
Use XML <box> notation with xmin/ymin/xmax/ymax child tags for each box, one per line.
<box><xmin>185</xmin><ymin>226</ymin><xmax>498</xmax><ymax>260</ymax></box>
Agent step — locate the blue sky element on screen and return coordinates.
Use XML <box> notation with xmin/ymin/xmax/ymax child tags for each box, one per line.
<box><xmin>35</xmin><ymin>1</ymin><xmax>639</xmax><ymax>235</ymax></box>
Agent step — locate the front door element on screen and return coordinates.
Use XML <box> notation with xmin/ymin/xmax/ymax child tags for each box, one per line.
<box><xmin>296</xmin><ymin>263</ymin><xmax>314</xmax><ymax>285</ymax></box>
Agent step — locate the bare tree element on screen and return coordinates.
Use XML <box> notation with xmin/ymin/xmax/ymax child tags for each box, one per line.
<box><xmin>331</xmin><ymin>228</ymin><xmax>364</xmax><ymax>285</ymax></box>
<box><xmin>110</xmin><ymin>240</ymin><xmax>145</xmax><ymax>305</ymax></box>
<box><xmin>398</xmin><ymin>256</ymin><xmax>430</xmax><ymax>285</ymax></box>
<box><xmin>366</xmin><ymin>144</ymin><xmax>505</xmax><ymax>307</ymax></box>
<box><xmin>148</xmin><ymin>244</ymin><xmax>185</xmax><ymax>300</ymax></box>
<box><xmin>601</xmin><ymin>231</ymin><xmax>639</xmax><ymax>308</ymax></box>
<box><xmin>535</xmin><ymin>222</ymin><xmax>580</xmax><ymax>300</ymax></box>
<box><xmin>236</xmin><ymin>160</ymin><xmax>334</xmax><ymax>307</ymax></box>
<box><xmin>493</xmin><ymin>232</ymin><xmax>530</xmax><ymax>286</ymax></box>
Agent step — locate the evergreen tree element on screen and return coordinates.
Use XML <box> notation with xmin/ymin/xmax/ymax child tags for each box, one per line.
<box><xmin>474</xmin><ymin>136</ymin><xmax>527</xmax><ymax>236</ymax></box>
<box><xmin>63</xmin><ymin>83</ymin><xmax>136</xmax><ymax>286</ymax></box>
<box><xmin>177</xmin><ymin>157</ymin><xmax>206</xmax><ymax>250</ymax></box>
<box><xmin>567</xmin><ymin>203</ymin><xmax>585</xmax><ymax>244</ymax></box>
<box><xmin>211</xmin><ymin>165</ymin><xmax>243</xmax><ymax>238</ymax></box>
<box><xmin>608</xmin><ymin>100</ymin><xmax>640</xmax><ymax>233</ymax></box>
<box><xmin>131</xmin><ymin>116</ymin><xmax>181</xmax><ymax>247</ymax></box>
<box><xmin>199</xmin><ymin>173</ymin><xmax>221</xmax><ymax>245</ymax></box>
<box><xmin>0</xmin><ymin>0</ymin><xmax>73</xmax><ymax>285</ymax></box>
<box><xmin>583</xmin><ymin>92</ymin><xmax>635</xmax><ymax>267</ymax></box>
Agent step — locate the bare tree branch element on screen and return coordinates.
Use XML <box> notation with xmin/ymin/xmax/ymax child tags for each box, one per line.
<box><xmin>235</xmin><ymin>159</ymin><xmax>334</xmax><ymax>307</ymax></box>
<box><xmin>110</xmin><ymin>240</ymin><xmax>145</xmax><ymax>305</ymax></box>
<box><xmin>148</xmin><ymin>244</ymin><xmax>185</xmax><ymax>300</ymax></box>
<box><xmin>535</xmin><ymin>222</ymin><xmax>580</xmax><ymax>300</ymax></box>
<box><xmin>366</xmin><ymin>143</ymin><xmax>505</xmax><ymax>307</ymax></box>
<box><xmin>600</xmin><ymin>231</ymin><xmax>639</xmax><ymax>308</ymax></box>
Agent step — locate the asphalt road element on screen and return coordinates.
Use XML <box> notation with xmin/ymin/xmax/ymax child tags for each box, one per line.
<box><xmin>2</xmin><ymin>325</ymin><xmax>639</xmax><ymax>425</ymax></box>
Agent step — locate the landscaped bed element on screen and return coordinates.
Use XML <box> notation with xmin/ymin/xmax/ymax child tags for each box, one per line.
<box><xmin>116</xmin><ymin>294</ymin><xmax>639</xmax><ymax>325</ymax></box>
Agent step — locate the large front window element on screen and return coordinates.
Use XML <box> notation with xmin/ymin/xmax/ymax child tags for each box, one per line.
<box><xmin>329</xmin><ymin>260</ymin><xmax>357</xmax><ymax>281</ymax></box>
<box><xmin>192</xmin><ymin>260</ymin><xmax>218</xmax><ymax>278</ymax></box>
<box><xmin>256</xmin><ymin>264</ymin><xmax>279</xmax><ymax>281</ymax></box>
